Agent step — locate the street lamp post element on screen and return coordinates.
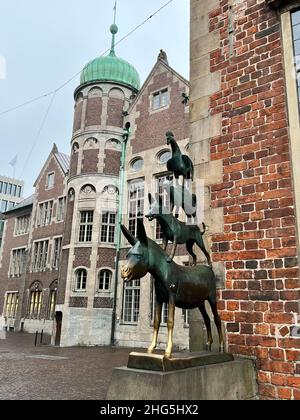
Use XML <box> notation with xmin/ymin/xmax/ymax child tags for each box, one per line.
<box><xmin>110</xmin><ymin>122</ymin><xmax>131</xmax><ymax>346</ymax></box>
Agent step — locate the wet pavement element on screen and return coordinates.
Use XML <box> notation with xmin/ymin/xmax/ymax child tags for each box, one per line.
<box><xmin>0</xmin><ymin>332</ymin><xmax>134</xmax><ymax>400</ymax></box>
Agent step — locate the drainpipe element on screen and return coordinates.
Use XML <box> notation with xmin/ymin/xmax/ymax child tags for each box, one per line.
<box><xmin>110</xmin><ymin>122</ymin><xmax>131</xmax><ymax>346</ymax></box>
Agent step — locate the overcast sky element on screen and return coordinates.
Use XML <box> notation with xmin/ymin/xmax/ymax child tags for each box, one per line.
<box><xmin>0</xmin><ymin>0</ymin><xmax>190</xmax><ymax>197</ymax></box>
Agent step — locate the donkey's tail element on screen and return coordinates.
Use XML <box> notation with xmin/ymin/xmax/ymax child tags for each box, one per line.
<box><xmin>200</xmin><ymin>222</ymin><xmax>206</xmax><ymax>235</ymax></box>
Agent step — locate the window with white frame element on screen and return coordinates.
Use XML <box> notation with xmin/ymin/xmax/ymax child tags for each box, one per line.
<box><xmin>101</xmin><ymin>212</ymin><xmax>116</xmax><ymax>243</ymax></box>
<box><xmin>46</xmin><ymin>172</ymin><xmax>55</xmax><ymax>189</ymax></box>
<box><xmin>98</xmin><ymin>269</ymin><xmax>112</xmax><ymax>291</ymax></box>
<box><xmin>32</xmin><ymin>240</ymin><xmax>49</xmax><ymax>272</ymax></box>
<box><xmin>128</xmin><ymin>180</ymin><xmax>144</xmax><ymax>237</ymax></box>
<box><xmin>15</xmin><ymin>215</ymin><xmax>30</xmax><ymax>236</ymax></box>
<box><xmin>79</xmin><ymin>211</ymin><xmax>93</xmax><ymax>242</ymax></box>
<box><xmin>9</xmin><ymin>248</ymin><xmax>27</xmax><ymax>277</ymax></box>
<box><xmin>152</xmin><ymin>89</ymin><xmax>169</xmax><ymax>110</ymax></box>
<box><xmin>57</xmin><ymin>197</ymin><xmax>66</xmax><ymax>222</ymax></box>
<box><xmin>123</xmin><ymin>279</ymin><xmax>140</xmax><ymax>323</ymax></box>
<box><xmin>52</xmin><ymin>237</ymin><xmax>62</xmax><ymax>269</ymax></box>
<box><xmin>5</xmin><ymin>293</ymin><xmax>19</xmax><ymax>318</ymax></box>
<box><xmin>155</xmin><ymin>174</ymin><xmax>174</xmax><ymax>239</ymax></box>
<box><xmin>75</xmin><ymin>268</ymin><xmax>87</xmax><ymax>291</ymax></box>
<box><xmin>37</xmin><ymin>201</ymin><xmax>53</xmax><ymax>227</ymax></box>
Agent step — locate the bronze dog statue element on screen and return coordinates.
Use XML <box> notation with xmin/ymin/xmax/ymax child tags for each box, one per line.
<box><xmin>146</xmin><ymin>193</ymin><xmax>211</xmax><ymax>266</ymax></box>
<box><xmin>121</xmin><ymin>219</ymin><xmax>224</xmax><ymax>358</ymax></box>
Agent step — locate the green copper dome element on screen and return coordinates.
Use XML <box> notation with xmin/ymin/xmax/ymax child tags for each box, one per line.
<box><xmin>80</xmin><ymin>24</ymin><xmax>140</xmax><ymax>91</ymax></box>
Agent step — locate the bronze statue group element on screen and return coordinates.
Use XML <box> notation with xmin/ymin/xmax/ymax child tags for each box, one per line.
<box><xmin>121</xmin><ymin>132</ymin><xmax>224</xmax><ymax>358</ymax></box>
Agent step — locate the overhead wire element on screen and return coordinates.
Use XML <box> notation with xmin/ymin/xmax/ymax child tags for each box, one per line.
<box><xmin>0</xmin><ymin>0</ymin><xmax>175</xmax><ymax>118</ymax></box>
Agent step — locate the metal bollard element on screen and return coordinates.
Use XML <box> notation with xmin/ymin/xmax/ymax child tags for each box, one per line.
<box><xmin>34</xmin><ymin>331</ymin><xmax>38</xmax><ymax>347</ymax></box>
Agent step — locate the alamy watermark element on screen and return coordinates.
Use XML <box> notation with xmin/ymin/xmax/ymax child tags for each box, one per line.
<box><xmin>0</xmin><ymin>56</ymin><xmax>6</xmax><ymax>80</ymax></box>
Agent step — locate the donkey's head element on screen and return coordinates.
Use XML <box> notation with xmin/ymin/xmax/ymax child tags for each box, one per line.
<box><xmin>166</xmin><ymin>131</ymin><xmax>174</xmax><ymax>146</ymax></box>
<box><xmin>121</xmin><ymin>219</ymin><xmax>149</xmax><ymax>282</ymax></box>
<box><xmin>145</xmin><ymin>193</ymin><xmax>167</xmax><ymax>222</ymax></box>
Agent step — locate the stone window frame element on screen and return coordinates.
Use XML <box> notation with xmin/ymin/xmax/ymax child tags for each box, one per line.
<box><xmin>46</xmin><ymin>172</ymin><xmax>55</xmax><ymax>190</ymax></box>
<box><xmin>51</xmin><ymin>236</ymin><xmax>62</xmax><ymax>270</ymax></box>
<box><xmin>56</xmin><ymin>196</ymin><xmax>66</xmax><ymax>223</ymax></box>
<box><xmin>281</xmin><ymin>7</ymin><xmax>300</xmax><ymax>259</ymax></box>
<box><xmin>122</xmin><ymin>279</ymin><xmax>141</xmax><ymax>325</ymax></box>
<box><xmin>9</xmin><ymin>246</ymin><xmax>27</xmax><ymax>278</ymax></box>
<box><xmin>100</xmin><ymin>211</ymin><xmax>117</xmax><ymax>244</ymax></box>
<box><xmin>97</xmin><ymin>268</ymin><xmax>113</xmax><ymax>293</ymax></box>
<box><xmin>4</xmin><ymin>291</ymin><xmax>19</xmax><ymax>318</ymax></box>
<box><xmin>31</xmin><ymin>238</ymin><xmax>50</xmax><ymax>272</ymax></box>
<box><xmin>14</xmin><ymin>214</ymin><xmax>31</xmax><ymax>236</ymax></box>
<box><xmin>150</xmin><ymin>86</ymin><xmax>171</xmax><ymax>114</ymax></box>
<box><xmin>74</xmin><ymin>267</ymin><xmax>88</xmax><ymax>293</ymax></box>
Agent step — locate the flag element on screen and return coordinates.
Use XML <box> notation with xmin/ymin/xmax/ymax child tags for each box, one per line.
<box><xmin>9</xmin><ymin>155</ymin><xmax>17</xmax><ymax>168</ymax></box>
<box><xmin>113</xmin><ymin>0</ymin><xmax>117</xmax><ymax>12</ymax></box>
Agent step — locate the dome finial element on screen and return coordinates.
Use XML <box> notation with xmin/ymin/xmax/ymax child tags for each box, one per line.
<box><xmin>110</xmin><ymin>1</ymin><xmax>118</xmax><ymax>57</ymax></box>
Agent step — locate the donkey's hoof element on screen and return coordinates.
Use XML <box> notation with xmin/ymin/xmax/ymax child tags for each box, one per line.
<box><xmin>164</xmin><ymin>351</ymin><xmax>172</xmax><ymax>359</ymax></box>
<box><xmin>219</xmin><ymin>346</ymin><xmax>225</xmax><ymax>353</ymax></box>
<box><xmin>206</xmin><ymin>343</ymin><xmax>212</xmax><ymax>352</ymax></box>
<box><xmin>147</xmin><ymin>347</ymin><xmax>154</xmax><ymax>354</ymax></box>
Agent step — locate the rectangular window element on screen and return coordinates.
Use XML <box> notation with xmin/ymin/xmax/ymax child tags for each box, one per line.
<box><xmin>123</xmin><ymin>279</ymin><xmax>140</xmax><ymax>324</ymax></box>
<box><xmin>101</xmin><ymin>212</ymin><xmax>116</xmax><ymax>243</ymax></box>
<box><xmin>57</xmin><ymin>197</ymin><xmax>66</xmax><ymax>222</ymax></box>
<box><xmin>37</xmin><ymin>201</ymin><xmax>53</xmax><ymax>227</ymax></box>
<box><xmin>152</xmin><ymin>89</ymin><xmax>169</xmax><ymax>110</ymax></box>
<box><xmin>17</xmin><ymin>185</ymin><xmax>22</xmax><ymax>198</ymax></box>
<box><xmin>11</xmin><ymin>184</ymin><xmax>17</xmax><ymax>197</ymax></box>
<box><xmin>10</xmin><ymin>248</ymin><xmax>27</xmax><ymax>277</ymax></box>
<box><xmin>79</xmin><ymin>211</ymin><xmax>94</xmax><ymax>242</ymax></box>
<box><xmin>52</xmin><ymin>237</ymin><xmax>62</xmax><ymax>269</ymax></box>
<box><xmin>1</xmin><ymin>200</ymin><xmax>8</xmax><ymax>212</ymax></box>
<box><xmin>5</xmin><ymin>293</ymin><xmax>19</xmax><ymax>318</ymax></box>
<box><xmin>32</xmin><ymin>240</ymin><xmax>49</xmax><ymax>272</ymax></box>
<box><xmin>128</xmin><ymin>180</ymin><xmax>144</xmax><ymax>237</ymax></box>
<box><xmin>15</xmin><ymin>215</ymin><xmax>30</xmax><ymax>236</ymax></box>
<box><xmin>155</xmin><ymin>174</ymin><xmax>174</xmax><ymax>239</ymax></box>
<box><xmin>46</xmin><ymin>172</ymin><xmax>55</xmax><ymax>189</ymax></box>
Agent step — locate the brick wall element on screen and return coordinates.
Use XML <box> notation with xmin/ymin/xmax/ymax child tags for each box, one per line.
<box><xmin>82</xmin><ymin>149</ymin><xmax>99</xmax><ymax>174</ymax></box>
<box><xmin>132</xmin><ymin>64</ymin><xmax>189</xmax><ymax>154</ymax></box>
<box><xmin>208</xmin><ymin>0</ymin><xmax>300</xmax><ymax>400</ymax></box>
<box><xmin>107</xmin><ymin>98</ymin><xmax>124</xmax><ymax>127</ymax></box>
<box><xmin>73</xmin><ymin>101</ymin><xmax>83</xmax><ymax>132</ymax></box>
<box><xmin>86</xmin><ymin>97</ymin><xmax>102</xmax><ymax>127</ymax></box>
<box><xmin>73</xmin><ymin>248</ymin><xmax>92</xmax><ymax>269</ymax></box>
<box><xmin>103</xmin><ymin>149</ymin><xmax>121</xmax><ymax>176</ymax></box>
<box><xmin>70</xmin><ymin>152</ymin><xmax>78</xmax><ymax>177</ymax></box>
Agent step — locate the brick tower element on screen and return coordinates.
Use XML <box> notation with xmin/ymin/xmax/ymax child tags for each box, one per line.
<box><xmin>55</xmin><ymin>23</ymin><xmax>141</xmax><ymax>346</ymax></box>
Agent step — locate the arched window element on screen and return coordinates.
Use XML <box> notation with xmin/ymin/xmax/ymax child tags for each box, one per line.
<box><xmin>98</xmin><ymin>269</ymin><xmax>112</xmax><ymax>291</ymax></box>
<box><xmin>28</xmin><ymin>281</ymin><xmax>43</xmax><ymax>319</ymax></box>
<box><xmin>48</xmin><ymin>280</ymin><xmax>58</xmax><ymax>320</ymax></box>
<box><xmin>75</xmin><ymin>269</ymin><xmax>87</xmax><ymax>291</ymax></box>
<box><xmin>130</xmin><ymin>157</ymin><xmax>144</xmax><ymax>172</ymax></box>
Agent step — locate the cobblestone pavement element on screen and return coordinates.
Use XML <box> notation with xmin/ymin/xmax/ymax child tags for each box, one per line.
<box><xmin>0</xmin><ymin>332</ymin><xmax>135</xmax><ymax>400</ymax></box>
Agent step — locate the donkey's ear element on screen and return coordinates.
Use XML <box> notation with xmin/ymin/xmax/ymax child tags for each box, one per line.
<box><xmin>148</xmin><ymin>193</ymin><xmax>154</xmax><ymax>204</ymax></box>
<box><xmin>121</xmin><ymin>225</ymin><xmax>137</xmax><ymax>246</ymax></box>
<box><xmin>158</xmin><ymin>195</ymin><xmax>163</xmax><ymax>208</ymax></box>
<box><xmin>136</xmin><ymin>219</ymin><xmax>148</xmax><ymax>246</ymax></box>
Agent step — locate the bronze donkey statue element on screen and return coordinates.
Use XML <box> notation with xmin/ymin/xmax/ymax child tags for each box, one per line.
<box><xmin>121</xmin><ymin>219</ymin><xmax>224</xmax><ymax>358</ymax></box>
<box><xmin>146</xmin><ymin>193</ymin><xmax>211</xmax><ymax>266</ymax></box>
<box><xmin>166</xmin><ymin>131</ymin><xmax>194</xmax><ymax>181</ymax></box>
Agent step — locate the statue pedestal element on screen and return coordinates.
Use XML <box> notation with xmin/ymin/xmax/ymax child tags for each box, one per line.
<box><xmin>106</xmin><ymin>352</ymin><xmax>257</xmax><ymax>400</ymax></box>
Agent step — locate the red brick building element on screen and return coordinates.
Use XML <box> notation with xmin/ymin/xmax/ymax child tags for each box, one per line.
<box><xmin>191</xmin><ymin>0</ymin><xmax>300</xmax><ymax>399</ymax></box>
